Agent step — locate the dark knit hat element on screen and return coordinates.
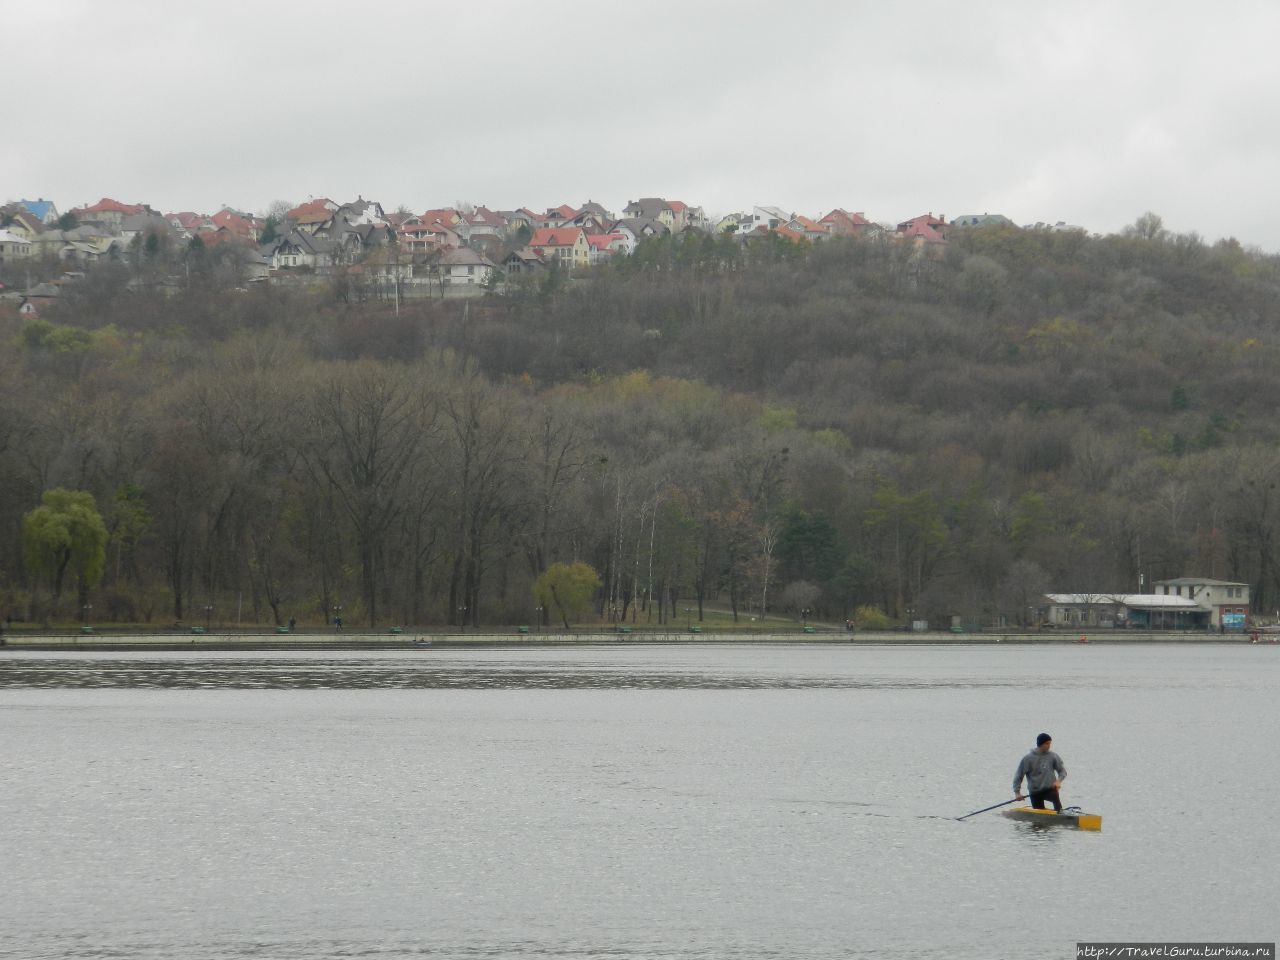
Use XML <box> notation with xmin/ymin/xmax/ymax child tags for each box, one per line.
<box><xmin>1036</xmin><ymin>733</ymin><xmax>1052</xmax><ymax>746</ymax></box>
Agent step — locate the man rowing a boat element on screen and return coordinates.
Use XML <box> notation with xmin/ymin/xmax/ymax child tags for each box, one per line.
<box><xmin>1013</xmin><ymin>733</ymin><xmax>1067</xmax><ymax>812</ymax></box>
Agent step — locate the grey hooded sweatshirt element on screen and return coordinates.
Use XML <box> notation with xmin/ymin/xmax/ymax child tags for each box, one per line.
<box><xmin>1013</xmin><ymin>749</ymin><xmax>1067</xmax><ymax>794</ymax></box>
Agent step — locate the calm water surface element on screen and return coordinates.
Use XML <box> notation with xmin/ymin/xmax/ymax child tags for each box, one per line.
<box><xmin>0</xmin><ymin>643</ymin><xmax>1276</xmax><ymax>959</ymax></box>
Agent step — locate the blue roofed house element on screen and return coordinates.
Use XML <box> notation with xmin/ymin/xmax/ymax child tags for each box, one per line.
<box><xmin>20</xmin><ymin>199</ymin><xmax>60</xmax><ymax>225</ymax></box>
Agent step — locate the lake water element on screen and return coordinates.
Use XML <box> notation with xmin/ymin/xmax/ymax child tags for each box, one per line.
<box><xmin>0</xmin><ymin>643</ymin><xmax>1276</xmax><ymax>959</ymax></box>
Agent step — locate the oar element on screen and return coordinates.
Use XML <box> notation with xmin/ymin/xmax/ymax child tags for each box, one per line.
<box><xmin>956</xmin><ymin>797</ymin><xmax>1022</xmax><ymax>821</ymax></box>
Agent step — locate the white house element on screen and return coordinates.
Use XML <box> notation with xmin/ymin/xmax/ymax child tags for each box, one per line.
<box><xmin>735</xmin><ymin>206</ymin><xmax>792</xmax><ymax>235</ymax></box>
<box><xmin>436</xmin><ymin>246</ymin><xmax>496</xmax><ymax>285</ymax></box>
<box><xmin>268</xmin><ymin>229</ymin><xmax>335</xmax><ymax>270</ymax></box>
<box><xmin>0</xmin><ymin>229</ymin><xmax>32</xmax><ymax>263</ymax></box>
<box><xmin>586</xmin><ymin>233</ymin><xmax>627</xmax><ymax>264</ymax></box>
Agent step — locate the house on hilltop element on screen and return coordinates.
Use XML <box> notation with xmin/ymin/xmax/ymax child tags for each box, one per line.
<box><xmin>285</xmin><ymin>198</ymin><xmax>339</xmax><ymax>234</ymax></box>
<box><xmin>623</xmin><ymin>198</ymin><xmax>675</xmax><ymax>230</ymax></box>
<box><xmin>71</xmin><ymin>198</ymin><xmax>153</xmax><ymax>232</ymax></box>
<box><xmin>436</xmin><ymin>246</ymin><xmax>496</xmax><ymax>285</ymax></box>
<box><xmin>166</xmin><ymin>211</ymin><xmax>212</xmax><ymax>238</ymax></box>
<box><xmin>819</xmin><ymin>209</ymin><xmax>875</xmax><ymax>237</ymax></box>
<box><xmin>586</xmin><ymin>233</ymin><xmax>627</xmax><ymax>264</ymax></box>
<box><xmin>463</xmin><ymin>206</ymin><xmax>507</xmax><ymax>238</ymax></box>
<box><xmin>610</xmin><ymin>218</ymin><xmax>667</xmax><ymax>250</ymax></box>
<box><xmin>497</xmin><ymin>209</ymin><xmax>537</xmax><ymax>237</ymax></box>
<box><xmin>896</xmin><ymin>212</ymin><xmax>948</xmax><ymax>244</ymax></box>
<box><xmin>267</xmin><ymin>229</ymin><xmax>335</xmax><ymax>270</ymax></box>
<box><xmin>120</xmin><ymin>214</ymin><xmax>174</xmax><ymax>248</ymax></box>
<box><xmin>0</xmin><ymin>205</ymin><xmax>46</xmax><ymax>241</ymax></box>
<box><xmin>210</xmin><ymin>209</ymin><xmax>259</xmax><ymax>243</ymax></box>
<box><xmin>20</xmin><ymin>199</ymin><xmax>60</xmax><ymax>225</ymax></box>
<box><xmin>664</xmin><ymin>200</ymin><xmax>708</xmax><ymax>231</ymax></box>
<box><xmin>951</xmin><ymin>213</ymin><xmax>1013</xmax><ymax>229</ymax></box>
<box><xmin>335</xmin><ymin>197</ymin><xmax>388</xmax><ymax>226</ymax></box>
<box><xmin>502</xmin><ymin>246</ymin><xmax>546</xmax><ymax>277</ymax></box>
<box><xmin>735</xmin><ymin>206</ymin><xmax>792</xmax><ymax>236</ymax></box>
<box><xmin>786</xmin><ymin>215</ymin><xmax>829</xmax><ymax>242</ymax></box>
<box><xmin>529</xmin><ymin>226</ymin><xmax>589</xmax><ymax>269</ymax></box>
<box><xmin>575</xmin><ymin>200</ymin><xmax>615</xmax><ymax>222</ymax></box>
<box><xmin>0</xmin><ymin>229</ymin><xmax>32</xmax><ymax>263</ymax></box>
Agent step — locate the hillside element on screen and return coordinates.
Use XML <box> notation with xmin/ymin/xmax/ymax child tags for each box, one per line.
<box><xmin>5</xmin><ymin>217</ymin><xmax>1280</xmax><ymax>628</ymax></box>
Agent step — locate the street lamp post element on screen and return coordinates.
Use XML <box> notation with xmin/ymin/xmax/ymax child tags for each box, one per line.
<box><xmin>535</xmin><ymin>605</ymin><xmax>543</xmax><ymax>634</ymax></box>
<box><xmin>458</xmin><ymin>605</ymin><xmax>467</xmax><ymax>631</ymax></box>
<box><xmin>204</xmin><ymin>604</ymin><xmax>213</xmax><ymax>632</ymax></box>
<box><xmin>81</xmin><ymin>603</ymin><xmax>92</xmax><ymax>626</ymax></box>
<box><xmin>685</xmin><ymin>606</ymin><xmax>692</xmax><ymax>630</ymax></box>
<box><xmin>801</xmin><ymin>607</ymin><xmax>810</xmax><ymax>628</ymax></box>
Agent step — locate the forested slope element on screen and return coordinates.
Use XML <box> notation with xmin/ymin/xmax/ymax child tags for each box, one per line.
<box><xmin>5</xmin><ymin>217</ymin><xmax>1280</xmax><ymax>628</ymax></box>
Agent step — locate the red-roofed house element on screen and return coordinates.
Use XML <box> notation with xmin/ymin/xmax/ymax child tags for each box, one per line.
<box><xmin>167</xmin><ymin>211</ymin><xmax>211</xmax><ymax>237</ymax></box>
<box><xmin>197</xmin><ymin>226</ymin><xmax>244</xmax><ymax>248</ymax></box>
<box><xmin>787</xmin><ymin>215</ymin><xmax>829</xmax><ymax>242</ymax></box>
<box><xmin>421</xmin><ymin>208</ymin><xmax>463</xmax><ymax>228</ymax></box>
<box><xmin>896</xmin><ymin>213</ymin><xmax>947</xmax><ymax>245</ymax></box>
<box><xmin>819</xmin><ymin>209</ymin><xmax>874</xmax><ymax>237</ymax></box>
<box><xmin>585</xmin><ymin>233</ymin><xmax>627</xmax><ymax>264</ymax></box>
<box><xmin>538</xmin><ymin>205</ymin><xmax>578</xmax><ymax>229</ymax></box>
<box><xmin>529</xmin><ymin>227</ymin><xmax>589</xmax><ymax>269</ymax></box>
<box><xmin>286</xmin><ymin>198</ymin><xmax>339</xmax><ymax>233</ymax></box>
<box><xmin>72</xmin><ymin>197</ymin><xmax>151</xmax><ymax>231</ymax></box>
<box><xmin>399</xmin><ymin>217</ymin><xmax>460</xmax><ymax>253</ymax></box>
<box><xmin>664</xmin><ymin>200</ymin><xmax>708</xmax><ymax>230</ymax></box>
<box><xmin>464</xmin><ymin>206</ymin><xmax>507</xmax><ymax>238</ymax></box>
<box><xmin>210</xmin><ymin>209</ymin><xmax>258</xmax><ymax>243</ymax></box>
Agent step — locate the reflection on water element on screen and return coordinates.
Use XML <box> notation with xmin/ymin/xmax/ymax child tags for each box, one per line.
<box><xmin>0</xmin><ymin>655</ymin><xmax>1039</xmax><ymax>690</ymax></box>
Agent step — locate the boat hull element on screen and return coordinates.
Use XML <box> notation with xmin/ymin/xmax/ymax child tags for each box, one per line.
<box><xmin>1003</xmin><ymin>806</ymin><xmax>1102</xmax><ymax>831</ymax></box>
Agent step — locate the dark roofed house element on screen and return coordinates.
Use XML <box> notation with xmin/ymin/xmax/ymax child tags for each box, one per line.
<box><xmin>575</xmin><ymin>200</ymin><xmax>614</xmax><ymax>221</ymax></box>
<box><xmin>121</xmin><ymin>213</ymin><xmax>174</xmax><ymax>246</ymax></box>
<box><xmin>268</xmin><ymin>229</ymin><xmax>336</xmax><ymax>270</ymax></box>
<box><xmin>0</xmin><ymin>205</ymin><xmax>45</xmax><ymax>240</ymax></box>
<box><xmin>497</xmin><ymin>210</ymin><xmax>536</xmax><ymax>237</ymax></box>
<box><xmin>437</xmin><ymin>246</ymin><xmax>496</xmax><ymax>285</ymax></box>
<box><xmin>623</xmin><ymin>198</ymin><xmax>675</xmax><ymax>228</ymax></box>
<box><xmin>951</xmin><ymin>213</ymin><xmax>1014</xmax><ymax>229</ymax></box>
<box><xmin>503</xmin><ymin>247</ymin><xmax>546</xmax><ymax>277</ymax></box>
<box><xmin>611</xmin><ymin>217</ymin><xmax>668</xmax><ymax>246</ymax></box>
<box><xmin>335</xmin><ymin>197</ymin><xmax>388</xmax><ymax>226</ymax></box>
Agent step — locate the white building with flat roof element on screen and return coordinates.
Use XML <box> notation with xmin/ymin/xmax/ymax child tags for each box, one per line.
<box><xmin>1043</xmin><ymin>593</ymin><xmax>1207</xmax><ymax>629</ymax></box>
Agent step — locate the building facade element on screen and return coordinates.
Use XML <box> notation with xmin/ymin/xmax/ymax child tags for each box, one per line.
<box><xmin>1152</xmin><ymin>578</ymin><xmax>1250</xmax><ymax>628</ymax></box>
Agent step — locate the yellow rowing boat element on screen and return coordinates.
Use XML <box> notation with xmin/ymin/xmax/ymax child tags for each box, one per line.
<box><xmin>1003</xmin><ymin>806</ymin><xmax>1102</xmax><ymax>830</ymax></box>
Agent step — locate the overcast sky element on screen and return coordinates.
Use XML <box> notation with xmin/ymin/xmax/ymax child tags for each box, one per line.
<box><xmin>7</xmin><ymin>1</ymin><xmax>1279</xmax><ymax>247</ymax></box>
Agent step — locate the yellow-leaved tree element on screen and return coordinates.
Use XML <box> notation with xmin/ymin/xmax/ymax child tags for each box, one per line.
<box><xmin>534</xmin><ymin>562</ymin><xmax>601</xmax><ymax>630</ymax></box>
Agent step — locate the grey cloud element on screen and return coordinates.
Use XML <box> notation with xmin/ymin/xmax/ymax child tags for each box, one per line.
<box><xmin>8</xmin><ymin>1</ymin><xmax>1279</xmax><ymax>246</ymax></box>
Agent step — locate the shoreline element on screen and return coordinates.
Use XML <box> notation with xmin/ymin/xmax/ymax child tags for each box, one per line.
<box><xmin>0</xmin><ymin>629</ymin><xmax>1271</xmax><ymax>651</ymax></box>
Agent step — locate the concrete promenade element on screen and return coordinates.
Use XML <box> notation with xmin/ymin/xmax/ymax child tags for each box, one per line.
<box><xmin>1</xmin><ymin>629</ymin><xmax>1270</xmax><ymax>651</ymax></box>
